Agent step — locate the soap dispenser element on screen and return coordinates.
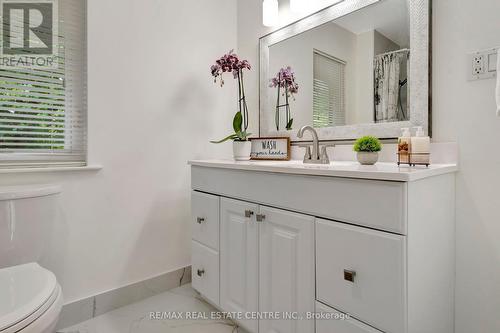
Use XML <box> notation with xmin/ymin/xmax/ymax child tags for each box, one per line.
<box><xmin>397</xmin><ymin>127</ymin><xmax>411</xmax><ymax>165</ymax></box>
<box><xmin>410</xmin><ymin>126</ymin><xmax>430</xmax><ymax>166</ymax></box>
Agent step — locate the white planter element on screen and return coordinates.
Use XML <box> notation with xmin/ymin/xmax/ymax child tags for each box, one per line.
<box><xmin>357</xmin><ymin>152</ymin><xmax>379</xmax><ymax>165</ymax></box>
<box><xmin>233</xmin><ymin>141</ymin><xmax>252</xmax><ymax>161</ymax></box>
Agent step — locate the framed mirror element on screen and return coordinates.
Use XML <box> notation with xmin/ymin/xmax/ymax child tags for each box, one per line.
<box><xmin>259</xmin><ymin>0</ymin><xmax>431</xmax><ymax>142</ymax></box>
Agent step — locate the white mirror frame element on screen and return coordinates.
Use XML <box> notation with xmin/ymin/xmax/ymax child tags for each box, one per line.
<box><xmin>259</xmin><ymin>0</ymin><xmax>431</xmax><ymax>142</ymax></box>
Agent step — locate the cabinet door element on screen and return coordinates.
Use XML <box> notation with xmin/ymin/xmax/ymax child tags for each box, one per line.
<box><xmin>259</xmin><ymin>206</ymin><xmax>315</xmax><ymax>333</ymax></box>
<box><xmin>220</xmin><ymin>198</ymin><xmax>259</xmax><ymax>333</ymax></box>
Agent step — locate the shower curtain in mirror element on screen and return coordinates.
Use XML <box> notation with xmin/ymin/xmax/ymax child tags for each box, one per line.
<box><xmin>374</xmin><ymin>52</ymin><xmax>407</xmax><ymax>123</ymax></box>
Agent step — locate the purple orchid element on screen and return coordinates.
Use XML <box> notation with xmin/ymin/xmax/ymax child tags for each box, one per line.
<box><xmin>269</xmin><ymin>66</ymin><xmax>299</xmax><ymax>99</ymax></box>
<box><xmin>209</xmin><ymin>50</ymin><xmax>251</xmax><ymax>137</ymax></box>
<box><xmin>211</xmin><ymin>50</ymin><xmax>251</xmax><ymax>86</ymax></box>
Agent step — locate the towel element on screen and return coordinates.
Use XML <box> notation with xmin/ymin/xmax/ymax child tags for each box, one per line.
<box><xmin>497</xmin><ymin>49</ymin><xmax>500</xmax><ymax>116</ymax></box>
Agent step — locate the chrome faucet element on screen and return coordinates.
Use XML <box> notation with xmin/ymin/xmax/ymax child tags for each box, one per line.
<box><xmin>297</xmin><ymin>126</ymin><xmax>331</xmax><ymax>164</ymax></box>
<box><xmin>297</xmin><ymin>126</ymin><xmax>320</xmax><ymax>161</ymax></box>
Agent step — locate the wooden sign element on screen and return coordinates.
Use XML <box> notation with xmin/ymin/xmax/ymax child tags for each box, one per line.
<box><xmin>250</xmin><ymin>137</ymin><xmax>290</xmax><ymax>161</ymax></box>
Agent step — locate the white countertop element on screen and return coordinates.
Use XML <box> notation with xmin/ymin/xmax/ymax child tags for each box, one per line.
<box><xmin>189</xmin><ymin>159</ymin><xmax>458</xmax><ymax>182</ymax></box>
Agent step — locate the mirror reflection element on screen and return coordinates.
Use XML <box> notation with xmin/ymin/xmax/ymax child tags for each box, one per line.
<box><xmin>267</xmin><ymin>0</ymin><xmax>410</xmax><ymax>131</ymax></box>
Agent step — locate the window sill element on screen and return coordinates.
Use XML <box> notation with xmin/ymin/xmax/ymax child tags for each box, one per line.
<box><xmin>0</xmin><ymin>165</ymin><xmax>103</xmax><ymax>174</ymax></box>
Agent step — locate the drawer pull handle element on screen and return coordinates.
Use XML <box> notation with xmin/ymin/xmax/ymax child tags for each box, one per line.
<box><xmin>197</xmin><ymin>269</ymin><xmax>205</xmax><ymax>277</ymax></box>
<box><xmin>245</xmin><ymin>210</ymin><xmax>254</xmax><ymax>218</ymax></box>
<box><xmin>196</xmin><ymin>217</ymin><xmax>205</xmax><ymax>224</ymax></box>
<box><xmin>256</xmin><ymin>214</ymin><xmax>266</xmax><ymax>222</ymax></box>
<box><xmin>344</xmin><ymin>269</ymin><xmax>356</xmax><ymax>283</ymax></box>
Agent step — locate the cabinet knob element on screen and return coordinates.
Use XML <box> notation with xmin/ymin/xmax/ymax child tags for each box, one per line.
<box><xmin>256</xmin><ymin>214</ymin><xmax>266</xmax><ymax>222</ymax></box>
<box><xmin>196</xmin><ymin>217</ymin><xmax>205</xmax><ymax>224</ymax></box>
<box><xmin>197</xmin><ymin>269</ymin><xmax>205</xmax><ymax>277</ymax></box>
<box><xmin>245</xmin><ymin>210</ymin><xmax>254</xmax><ymax>218</ymax></box>
<box><xmin>344</xmin><ymin>269</ymin><xmax>356</xmax><ymax>283</ymax></box>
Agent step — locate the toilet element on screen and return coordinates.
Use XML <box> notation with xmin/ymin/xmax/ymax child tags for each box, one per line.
<box><xmin>0</xmin><ymin>185</ymin><xmax>63</xmax><ymax>333</ymax></box>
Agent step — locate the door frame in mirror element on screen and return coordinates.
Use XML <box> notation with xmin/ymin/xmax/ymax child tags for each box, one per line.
<box><xmin>259</xmin><ymin>0</ymin><xmax>431</xmax><ymax>142</ymax></box>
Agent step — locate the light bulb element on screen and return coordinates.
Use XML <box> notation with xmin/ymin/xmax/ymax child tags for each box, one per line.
<box><xmin>263</xmin><ymin>0</ymin><xmax>279</xmax><ymax>27</ymax></box>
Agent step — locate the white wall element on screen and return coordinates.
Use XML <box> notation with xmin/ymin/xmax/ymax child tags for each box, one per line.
<box><xmin>433</xmin><ymin>1</ymin><xmax>500</xmax><ymax>332</ymax></box>
<box><xmin>0</xmin><ymin>0</ymin><xmax>237</xmax><ymax>304</ymax></box>
<box><xmin>239</xmin><ymin>0</ymin><xmax>500</xmax><ymax>331</ymax></box>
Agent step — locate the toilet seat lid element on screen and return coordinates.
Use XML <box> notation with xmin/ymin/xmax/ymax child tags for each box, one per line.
<box><xmin>0</xmin><ymin>263</ymin><xmax>57</xmax><ymax>331</ymax></box>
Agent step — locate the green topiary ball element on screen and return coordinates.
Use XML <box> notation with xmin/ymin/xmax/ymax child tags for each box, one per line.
<box><xmin>353</xmin><ymin>136</ymin><xmax>382</xmax><ymax>152</ymax></box>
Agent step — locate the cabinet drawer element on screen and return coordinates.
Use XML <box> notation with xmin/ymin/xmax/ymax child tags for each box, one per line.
<box><xmin>316</xmin><ymin>219</ymin><xmax>406</xmax><ymax>333</ymax></box>
<box><xmin>191</xmin><ymin>191</ymin><xmax>219</xmax><ymax>250</ymax></box>
<box><xmin>192</xmin><ymin>166</ymin><xmax>407</xmax><ymax>234</ymax></box>
<box><xmin>316</xmin><ymin>302</ymin><xmax>383</xmax><ymax>333</ymax></box>
<box><xmin>191</xmin><ymin>240</ymin><xmax>219</xmax><ymax>306</ymax></box>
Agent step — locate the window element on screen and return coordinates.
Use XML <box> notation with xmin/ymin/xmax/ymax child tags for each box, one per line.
<box><xmin>313</xmin><ymin>50</ymin><xmax>346</xmax><ymax>128</ymax></box>
<box><xmin>0</xmin><ymin>0</ymin><xmax>87</xmax><ymax>167</ymax></box>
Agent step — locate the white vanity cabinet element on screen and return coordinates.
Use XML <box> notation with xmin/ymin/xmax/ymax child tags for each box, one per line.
<box><xmin>189</xmin><ymin>161</ymin><xmax>457</xmax><ymax>333</ymax></box>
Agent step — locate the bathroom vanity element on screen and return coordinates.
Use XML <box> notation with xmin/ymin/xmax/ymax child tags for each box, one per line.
<box><xmin>190</xmin><ymin>0</ymin><xmax>441</xmax><ymax>331</ymax></box>
<box><xmin>189</xmin><ymin>160</ymin><xmax>457</xmax><ymax>333</ymax></box>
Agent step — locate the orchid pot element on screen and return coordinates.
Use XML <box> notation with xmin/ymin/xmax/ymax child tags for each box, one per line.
<box><xmin>233</xmin><ymin>141</ymin><xmax>252</xmax><ymax>161</ymax></box>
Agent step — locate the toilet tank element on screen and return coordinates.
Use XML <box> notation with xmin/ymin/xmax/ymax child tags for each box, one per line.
<box><xmin>0</xmin><ymin>185</ymin><xmax>61</xmax><ymax>269</ymax></box>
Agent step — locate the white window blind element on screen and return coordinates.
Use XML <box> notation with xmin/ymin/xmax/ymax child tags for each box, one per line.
<box><xmin>313</xmin><ymin>50</ymin><xmax>346</xmax><ymax>128</ymax></box>
<box><xmin>0</xmin><ymin>0</ymin><xmax>87</xmax><ymax>167</ymax></box>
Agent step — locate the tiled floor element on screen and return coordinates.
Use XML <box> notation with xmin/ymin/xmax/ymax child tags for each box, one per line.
<box><xmin>58</xmin><ymin>285</ymin><xmax>245</xmax><ymax>333</ymax></box>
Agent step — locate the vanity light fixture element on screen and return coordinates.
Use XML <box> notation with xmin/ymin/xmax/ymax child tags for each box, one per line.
<box><xmin>263</xmin><ymin>0</ymin><xmax>279</xmax><ymax>27</ymax></box>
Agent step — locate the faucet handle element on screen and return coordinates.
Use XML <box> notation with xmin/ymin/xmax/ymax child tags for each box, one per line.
<box><xmin>319</xmin><ymin>144</ymin><xmax>335</xmax><ymax>164</ymax></box>
<box><xmin>304</xmin><ymin>146</ymin><xmax>312</xmax><ymax>161</ymax></box>
<box><xmin>320</xmin><ymin>146</ymin><xmax>330</xmax><ymax>164</ymax></box>
<box><xmin>297</xmin><ymin>144</ymin><xmax>312</xmax><ymax>162</ymax></box>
